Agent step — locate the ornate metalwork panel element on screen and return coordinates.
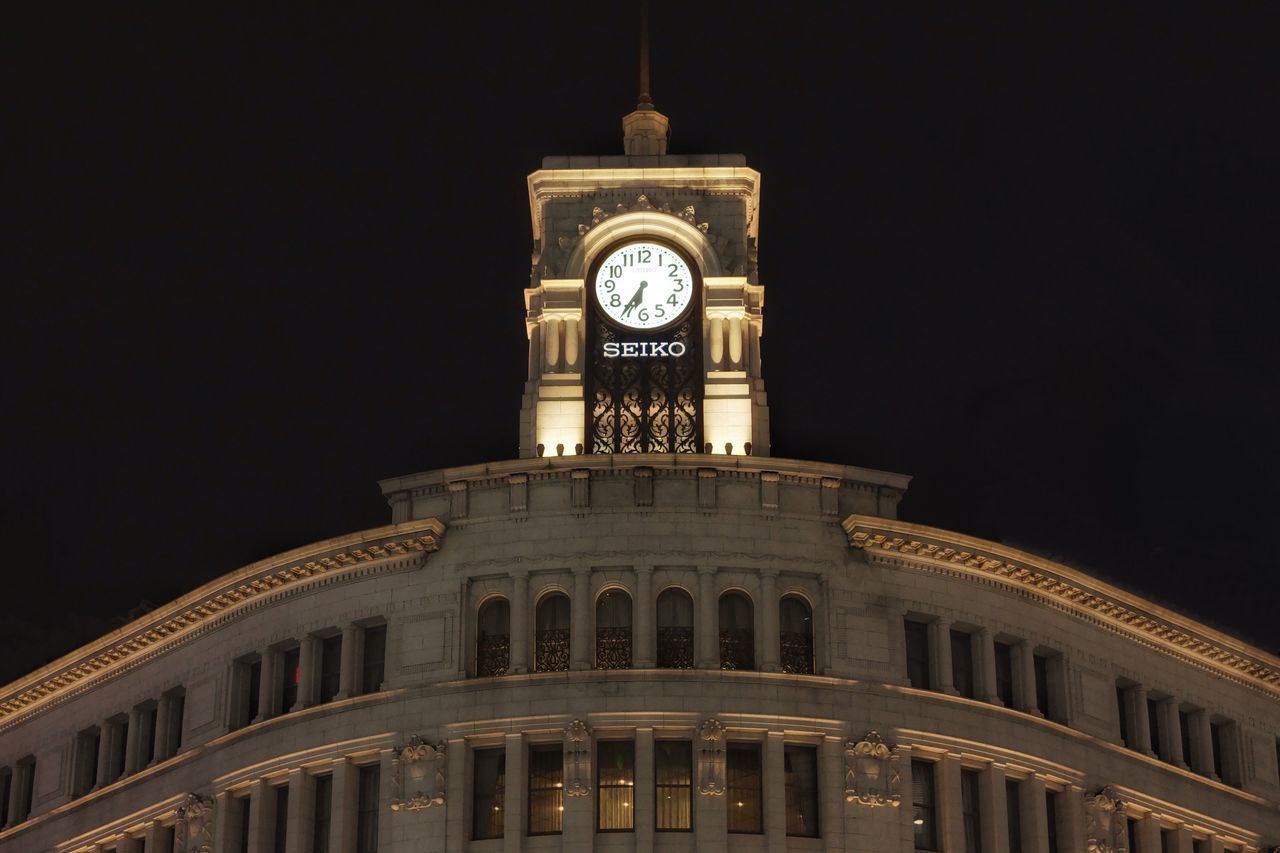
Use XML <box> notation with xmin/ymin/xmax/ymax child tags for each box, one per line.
<box><xmin>477</xmin><ymin>634</ymin><xmax>510</xmax><ymax>677</ymax></box>
<box><xmin>780</xmin><ymin>633</ymin><xmax>814</xmax><ymax>674</ymax></box>
<box><xmin>588</xmin><ymin>316</ymin><xmax>701</xmax><ymax>454</ymax></box>
<box><xmin>657</xmin><ymin>627</ymin><xmax>694</xmax><ymax>668</ymax></box>
<box><xmin>595</xmin><ymin>628</ymin><xmax>633</xmax><ymax>669</ymax></box>
<box><xmin>535</xmin><ymin>629</ymin><xmax>570</xmax><ymax>672</ymax></box>
<box><xmin>719</xmin><ymin>629</ymin><xmax>755</xmax><ymax>671</ymax></box>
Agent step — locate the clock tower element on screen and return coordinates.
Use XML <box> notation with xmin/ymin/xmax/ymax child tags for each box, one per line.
<box><xmin>520</xmin><ymin>78</ymin><xmax>769</xmax><ymax>458</ymax></box>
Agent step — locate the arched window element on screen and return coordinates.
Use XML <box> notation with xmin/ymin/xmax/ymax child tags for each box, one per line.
<box><xmin>656</xmin><ymin>588</ymin><xmax>695</xmax><ymax>668</ymax></box>
<box><xmin>779</xmin><ymin>596</ymin><xmax>814</xmax><ymax>674</ymax></box>
<box><xmin>595</xmin><ymin>589</ymin><xmax>632</xmax><ymax>669</ymax></box>
<box><xmin>535</xmin><ymin>593</ymin><xmax>571</xmax><ymax>673</ymax></box>
<box><xmin>477</xmin><ymin>598</ymin><xmax>511</xmax><ymax>677</ymax></box>
<box><xmin>719</xmin><ymin>592</ymin><xmax>754</xmax><ymax>670</ymax></box>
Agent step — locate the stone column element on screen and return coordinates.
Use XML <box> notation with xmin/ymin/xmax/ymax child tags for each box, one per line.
<box><xmin>1018</xmin><ymin>641</ymin><xmax>1042</xmax><ymax>716</ymax></box>
<box><xmin>635</xmin><ymin>728</ymin><xmax>655</xmax><ymax>851</ymax></box>
<box><xmin>981</xmin><ymin>764</ymin><xmax>1009</xmax><ymax>853</ymax></box>
<box><xmin>1131</xmin><ymin>685</ymin><xmax>1154</xmax><ymax>757</ymax></box>
<box><xmin>697</xmin><ymin>567</ymin><xmax>718</xmax><ymax>668</ymax></box>
<box><xmin>283</xmin><ymin>769</ymin><xmax>309</xmax><ymax>853</ymax></box>
<box><xmin>213</xmin><ymin>791</ymin><xmax>233</xmax><ymax>853</ymax></box>
<box><xmin>634</xmin><ymin>567</ymin><xmax>655</xmax><ymax>667</ymax></box>
<box><xmin>890</xmin><ymin>606</ymin><xmax>910</xmax><ymax>686</ymax></box>
<box><xmin>295</xmin><ymin>636</ymin><xmax>320</xmax><ymax>711</ymax></box>
<box><xmin>123</xmin><ymin>706</ymin><xmax>143</xmax><ymax>775</ymax></box>
<box><xmin>1164</xmin><ymin>699</ymin><xmax>1187</xmax><ymax>768</ymax></box>
<box><xmin>1196</xmin><ymin>710</ymin><xmax>1218</xmax><ymax>779</ymax></box>
<box><xmin>329</xmin><ymin>757</ymin><xmax>356</xmax><ymax>853</ymax></box>
<box><xmin>764</xmin><ymin>732</ymin><xmax>786</xmax><ymax>852</ymax></box>
<box><xmin>152</xmin><ymin>698</ymin><xmax>172</xmax><ymax>764</ymax></box>
<box><xmin>1174</xmin><ymin>826</ymin><xmax>1195</xmax><ymax>853</ymax></box>
<box><xmin>1060</xmin><ymin>785</ymin><xmax>1087</xmax><ymax>853</ymax></box>
<box><xmin>980</xmin><ymin>628</ymin><xmax>1001</xmax><ymax>705</ymax></box>
<box><xmin>821</xmin><ymin>736</ymin><xmax>844</xmax><ymax>853</ymax></box>
<box><xmin>760</xmin><ymin>571</ymin><xmax>781</xmax><ymax>672</ymax></box>
<box><xmin>335</xmin><ymin>624</ymin><xmax>359</xmax><ymax>700</ymax></box>
<box><xmin>245</xmin><ymin>780</ymin><xmax>268</xmax><ymax>853</ymax></box>
<box><xmin>939</xmin><ymin>755</ymin><xmax>965</xmax><ymax>853</ymax></box>
<box><xmin>95</xmin><ymin>722</ymin><xmax>113</xmax><ymax>788</ymax></box>
<box><xmin>503</xmin><ymin>733</ymin><xmax>526</xmax><ymax>853</ymax></box>
<box><xmin>509</xmin><ymin>571</ymin><xmax>530</xmax><ymax>674</ymax></box>
<box><xmin>1021</xmin><ymin>775</ymin><xmax>1050</xmax><ymax>853</ymax></box>
<box><xmin>571</xmin><ymin>567</ymin><xmax>592</xmax><ymax>670</ymax></box>
<box><xmin>443</xmin><ymin>740</ymin><xmax>466</xmax><ymax>853</ymax></box>
<box><xmin>1138</xmin><ymin>814</ymin><xmax>1162</xmax><ymax>852</ymax></box>
<box><xmin>1208</xmin><ymin>839</ymin><xmax>1226</xmax><ymax>853</ymax></box>
<box><xmin>255</xmin><ymin>651</ymin><xmax>278</xmax><ymax>722</ymax></box>
<box><xmin>147</xmin><ymin>820</ymin><xmax>175</xmax><ymax>853</ymax></box>
<box><xmin>932</xmin><ymin>618</ymin><xmax>957</xmax><ymax>695</ymax></box>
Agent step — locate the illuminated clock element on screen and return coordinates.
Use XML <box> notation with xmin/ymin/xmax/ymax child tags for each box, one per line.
<box><xmin>592</xmin><ymin>240</ymin><xmax>695</xmax><ymax>331</ymax></box>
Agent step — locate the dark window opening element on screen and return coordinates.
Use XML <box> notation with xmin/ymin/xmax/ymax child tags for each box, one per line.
<box><xmin>281</xmin><ymin>647</ymin><xmax>301</xmax><ymax>712</ymax></box>
<box><xmin>597</xmin><ymin>741</ymin><xmax>635</xmax><ymax>830</ymax></box>
<box><xmin>779</xmin><ymin>597</ymin><xmax>814</xmax><ymax>675</ymax></box>
<box><xmin>1006</xmin><ymin>779</ymin><xmax>1023</xmax><ymax>853</ymax></box>
<box><xmin>356</xmin><ymin>765</ymin><xmax>380</xmax><ymax>853</ymax></box>
<box><xmin>535</xmin><ymin>595</ymin><xmax>571</xmax><ymax>673</ymax></box>
<box><xmin>911</xmin><ymin>760</ymin><xmax>937</xmax><ymax>852</ymax></box>
<box><xmin>905</xmin><ymin>619</ymin><xmax>931</xmax><ymax>689</ymax></box>
<box><xmin>960</xmin><ymin>769</ymin><xmax>983</xmax><ymax>853</ymax></box>
<box><xmin>719</xmin><ymin>593</ymin><xmax>755</xmax><ymax>671</ymax></box>
<box><xmin>656</xmin><ymin>589</ymin><xmax>694</xmax><ymax>669</ymax></box>
<box><xmin>994</xmin><ymin>642</ymin><xmax>1015</xmax><ymax>707</ymax></box>
<box><xmin>528</xmin><ymin>744</ymin><xmax>564</xmax><ymax>835</ymax></box>
<box><xmin>472</xmin><ymin>748</ymin><xmax>506</xmax><ymax>840</ymax></box>
<box><xmin>951</xmin><ymin>630</ymin><xmax>976</xmax><ymax>698</ymax></box>
<box><xmin>273</xmin><ymin>785</ymin><xmax>289</xmax><ymax>853</ymax></box>
<box><xmin>319</xmin><ymin>635</ymin><xmax>342</xmax><ymax>704</ymax></box>
<box><xmin>595</xmin><ymin>590</ymin><xmax>633</xmax><ymax>670</ymax></box>
<box><xmin>726</xmin><ymin>743</ymin><xmax>762</xmax><ymax>834</ymax></box>
<box><xmin>477</xmin><ymin>599</ymin><xmax>511</xmax><ymax>677</ymax></box>
<box><xmin>361</xmin><ymin>625</ymin><xmax>387</xmax><ymax>694</ymax></box>
<box><xmin>784</xmin><ymin>744</ymin><xmax>819</xmax><ymax>837</ymax></box>
<box><xmin>655</xmin><ymin>740</ymin><xmax>692</xmax><ymax>831</ymax></box>
<box><xmin>313</xmin><ymin>775</ymin><xmax>332</xmax><ymax>853</ymax></box>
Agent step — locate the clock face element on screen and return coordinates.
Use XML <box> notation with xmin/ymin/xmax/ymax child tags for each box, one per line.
<box><xmin>592</xmin><ymin>241</ymin><xmax>695</xmax><ymax>331</ymax></box>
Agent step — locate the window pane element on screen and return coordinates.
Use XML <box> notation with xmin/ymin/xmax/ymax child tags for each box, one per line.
<box><xmin>597</xmin><ymin>741</ymin><xmax>635</xmax><ymax>830</ymax></box>
<box><xmin>994</xmin><ymin>642</ymin><xmax>1015</xmax><ymax>707</ymax></box>
<box><xmin>655</xmin><ymin>741</ymin><xmax>692</xmax><ymax>831</ymax></box>
<box><xmin>951</xmin><ymin>630</ymin><xmax>975</xmax><ymax>699</ymax></box>
<box><xmin>596</xmin><ymin>591</ymin><xmax>633</xmax><ymax>670</ymax></box>
<box><xmin>535</xmin><ymin>595</ymin><xmax>571</xmax><ymax>673</ymax></box>
<box><xmin>726</xmin><ymin>743</ymin><xmax>762</xmax><ymax>833</ymax></box>
<box><xmin>281</xmin><ymin>647</ymin><xmax>300</xmax><ymax>712</ymax></box>
<box><xmin>273</xmin><ymin>785</ymin><xmax>289</xmax><ymax>853</ymax></box>
<box><xmin>237</xmin><ymin>796</ymin><xmax>251</xmax><ymax>853</ymax></box>
<box><xmin>477</xmin><ymin>600</ymin><xmax>511</xmax><ymax>677</ymax></box>
<box><xmin>1005</xmin><ymin>780</ymin><xmax>1022</xmax><ymax>853</ymax></box>
<box><xmin>657</xmin><ymin>590</ymin><xmax>694</xmax><ymax>669</ymax></box>
<box><xmin>1045</xmin><ymin>789</ymin><xmax>1059</xmax><ymax>853</ymax></box>
<box><xmin>356</xmin><ymin>765</ymin><xmax>380</xmax><ymax>853</ymax></box>
<box><xmin>472</xmin><ymin>748</ymin><xmax>506</xmax><ymax>840</ymax></box>
<box><xmin>528</xmin><ymin>745</ymin><xmax>564</xmax><ymax>834</ymax></box>
<box><xmin>719</xmin><ymin>594</ymin><xmax>755</xmax><ymax>671</ymax></box>
<box><xmin>1034</xmin><ymin>654</ymin><xmax>1052</xmax><ymax>719</ymax></box>
<box><xmin>780</xmin><ymin>598</ymin><xmax>814</xmax><ymax>675</ymax></box>
<box><xmin>313</xmin><ymin>775</ymin><xmax>332</xmax><ymax>853</ymax></box>
<box><xmin>905</xmin><ymin>620</ymin><xmax>931</xmax><ymax>689</ymax></box>
<box><xmin>784</xmin><ymin>745</ymin><xmax>819</xmax><ymax>837</ymax></box>
<box><xmin>961</xmin><ymin>769</ymin><xmax>983</xmax><ymax>853</ymax></box>
<box><xmin>911</xmin><ymin>760</ymin><xmax>937</xmax><ymax>851</ymax></box>
<box><xmin>319</xmin><ymin>635</ymin><xmax>342</xmax><ymax>704</ymax></box>
<box><xmin>361</xmin><ymin>626</ymin><xmax>387</xmax><ymax>694</ymax></box>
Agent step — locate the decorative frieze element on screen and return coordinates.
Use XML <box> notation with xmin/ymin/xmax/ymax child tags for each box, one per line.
<box><xmin>571</xmin><ymin>469</ymin><xmax>591</xmax><ymax>510</ymax></box>
<box><xmin>564</xmin><ymin>719</ymin><xmax>592</xmax><ymax>797</ymax></box>
<box><xmin>447</xmin><ymin>480</ymin><xmax>469</xmax><ymax>518</ymax></box>
<box><xmin>844</xmin><ymin>731</ymin><xmax>901</xmax><ymax>807</ymax></box>
<box><xmin>760</xmin><ymin>470</ymin><xmax>780</xmax><ymax>510</ymax></box>
<box><xmin>508</xmin><ymin>473</ymin><xmax>528</xmax><ymax>514</ymax></box>
<box><xmin>845</xmin><ymin>515</ymin><xmax>1280</xmax><ymax>696</ymax></box>
<box><xmin>391</xmin><ymin>736</ymin><xmax>447</xmax><ymax>811</ymax></box>
<box><xmin>698</xmin><ymin>717</ymin><xmax>727</xmax><ymax>795</ymax></box>
<box><xmin>698</xmin><ymin>468</ymin><xmax>717</xmax><ymax>509</ymax></box>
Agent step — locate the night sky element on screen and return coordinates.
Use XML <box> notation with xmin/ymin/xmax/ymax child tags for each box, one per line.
<box><xmin>6</xmin><ymin>5</ymin><xmax>1278</xmax><ymax>686</ymax></box>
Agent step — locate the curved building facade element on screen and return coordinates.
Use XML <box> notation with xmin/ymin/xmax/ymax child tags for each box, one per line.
<box><xmin>2</xmin><ymin>102</ymin><xmax>1278</xmax><ymax>853</ymax></box>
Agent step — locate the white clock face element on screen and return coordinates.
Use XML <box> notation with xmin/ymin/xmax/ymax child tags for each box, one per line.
<box><xmin>593</xmin><ymin>241</ymin><xmax>695</xmax><ymax>331</ymax></box>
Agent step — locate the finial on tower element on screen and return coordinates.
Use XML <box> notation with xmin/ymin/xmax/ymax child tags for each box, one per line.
<box><xmin>623</xmin><ymin>0</ymin><xmax>670</xmax><ymax>155</ymax></box>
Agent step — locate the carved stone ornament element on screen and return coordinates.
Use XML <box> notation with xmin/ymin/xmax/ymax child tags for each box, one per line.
<box><xmin>574</xmin><ymin>195</ymin><xmax>711</xmax><ymax>240</ymax></box>
<box><xmin>390</xmin><ymin>736</ymin><xmax>446</xmax><ymax>811</ymax></box>
<box><xmin>175</xmin><ymin>793</ymin><xmax>214</xmax><ymax>853</ymax></box>
<box><xmin>844</xmin><ymin>731</ymin><xmax>901</xmax><ymax>806</ymax></box>
<box><xmin>564</xmin><ymin>719</ymin><xmax>592</xmax><ymax>797</ymax></box>
<box><xmin>698</xmin><ymin>717</ymin><xmax>727</xmax><ymax>796</ymax></box>
<box><xmin>1084</xmin><ymin>786</ymin><xmax>1128</xmax><ymax>853</ymax></box>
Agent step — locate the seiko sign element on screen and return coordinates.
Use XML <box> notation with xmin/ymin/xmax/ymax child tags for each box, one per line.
<box><xmin>603</xmin><ymin>341</ymin><xmax>688</xmax><ymax>358</ymax></box>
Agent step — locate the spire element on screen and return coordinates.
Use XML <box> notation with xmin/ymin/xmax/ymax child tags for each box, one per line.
<box><xmin>622</xmin><ymin>0</ymin><xmax>670</xmax><ymax>155</ymax></box>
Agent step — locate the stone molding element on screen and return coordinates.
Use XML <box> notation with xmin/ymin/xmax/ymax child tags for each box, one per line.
<box><xmin>0</xmin><ymin>518</ymin><xmax>446</xmax><ymax>727</ymax></box>
<box><xmin>391</xmin><ymin>736</ymin><xmax>446</xmax><ymax>811</ymax></box>
<box><xmin>845</xmin><ymin>515</ymin><xmax>1280</xmax><ymax>696</ymax></box>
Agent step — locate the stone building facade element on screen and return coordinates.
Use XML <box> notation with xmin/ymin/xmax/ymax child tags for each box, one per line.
<box><xmin>2</xmin><ymin>101</ymin><xmax>1278</xmax><ymax>853</ymax></box>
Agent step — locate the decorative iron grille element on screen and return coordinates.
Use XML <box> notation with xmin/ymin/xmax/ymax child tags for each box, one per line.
<box><xmin>657</xmin><ymin>627</ymin><xmax>695</xmax><ymax>668</ymax></box>
<box><xmin>477</xmin><ymin>634</ymin><xmax>510</xmax><ymax>677</ymax></box>
<box><xmin>780</xmin><ymin>632</ymin><xmax>814</xmax><ymax>674</ymax></box>
<box><xmin>719</xmin><ymin>629</ymin><xmax>755</xmax><ymax>671</ymax></box>
<box><xmin>588</xmin><ymin>317</ymin><xmax>701</xmax><ymax>453</ymax></box>
<box><xmin>535</xmin><ymin>629</ymin><xmax>570</xmax><ymax>672</ymax></box>
<box><xmin>595</xmin><ymin>627</ymin><xmax>633</xmax><ymax>669</ymax></box>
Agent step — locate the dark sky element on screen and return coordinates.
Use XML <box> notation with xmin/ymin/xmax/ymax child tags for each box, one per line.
<box><xmin>6</xmin><ymin>4</ymin><xmax>1278</xmax><ymax>685</ymax></box>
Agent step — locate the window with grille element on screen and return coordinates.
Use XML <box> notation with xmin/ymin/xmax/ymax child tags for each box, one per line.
<box><xmin>477</xmin><ymin>599</ymin><xmax>511</xmax><ymax>677</ymax></box>
<box><xmin>784</xmin><ymin>744</ymin><xmax>819</xmax><ymax>837</ymax></box>
<box><xmin>655</xmin><ymin>740</ymin><xmax>692</xmax><ymax>831</ymax></box>
<box><xmin>535</xmin><ymin>595</ymin><xmax>571</xmax><ymax>673</ymax></box>
<box><xmin>472</xmin><ymin>748</ymin><xmax>505</xmax><ymax>840</ymax></box>
<box><xmin>528</xmin><ymin>744</ymin><xmax>564</xmax><ymax>835</ymax></box>
<box><xmin>719</xmin><ymin>593</ymin><xmax>754</xmax><ymax>671</ymax></box>
<box><xmin>726</xmin><ymin>743</ymin><xmax>762</xmax><ymax>833</ymax></box>
<box><xmin>911</xmin><ymin>760</ymin><xmax>937</xmax><ymax>851</ymax></box>
<box><xmin>595</xmin><ymin>590</ymin><xmax>633</xmax><ymax>670</ymax></box>
<box><xmin>656</xmin><ymin>589</ymin><xmax>694</xmax><ymax>668</ymax></box>
<box><xmin>597</xmin><ymin>741</ymin><xmax>635</xmax><ymax>830</ymax></box>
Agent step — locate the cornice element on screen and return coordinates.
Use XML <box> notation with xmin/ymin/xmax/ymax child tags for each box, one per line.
<box><xmin>843</xmin><ymin>515</ymin><xmax>1280</xmax><ymax>697</ymax></box>
<box><xmin>0</xmin><ymin>518</ymin><xmax>446</xmax><ymax>727</ymax></box>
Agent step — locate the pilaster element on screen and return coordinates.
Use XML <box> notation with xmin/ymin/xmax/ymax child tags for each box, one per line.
<box><xmin>938</xmin><ymin>756</ymin><xmax>964</xmax><ymax>853</ymax></box>
<box><xmin>1021</xmin><ymin>776</ymin><xmax>1049</xmax><ymax>853</ymax></box>
<box><xmin>635</xmin><ymin>728</ymin><xmax>655</xmax><ymax>852</ymax></box>
<box><xmin>503</xmin><ymin>733</ymin><xmax>526</xmax><ymax>853</ymax></box>
<box><xmin>765</xmin><ymin>732</ymin><xmax>786</xmax><ymax>852</ymax></box>
<box><xmin>1132</xmin><ymin>685</ymin><xmax>1155</xmax><ymax>757</ymax></box>
<box><xmin>283</xmin><ymin>769</ymin><xmax>309</xmax><ymax>853</ymax></box>
<box><xmin>123</xmin><ymin>706</ymin><xmax>143</xmax><ymax>775</ymax></box>
<box><xmin>571</xmin><ymin>567</ymin><xmax>592</xmax><ymax>670</ymax></box>
<box><xmin>634</xmin><ymin>567</ymin><xmax>655</xmax><ymax>667</ymax></box>
<box><xmin>760</xmin><ymin>570</ymin><xmax>781</xmax><ymax>672</ymax></box>
<box><xmin>329</xmin><ymin>757</ymin><xmax>357</xmax><ymax>853</ymax></box>
<box><xmin>255</xmin><ymin>650</ymin><xmax>278</xmax><ymax>722</ymax></box>
<box><xmin>981</xmin><ymin>764</ymin><xmax>1009</xmax><ymax>853</ymax></box>
<box><xmin>335</xmin><ymin>624</ymin><xmax>359</xmax><ymax>700</ymax></box>
<box><xmin>509</xmin><ymin>571</ymin><xmax>530</xmax><ymax>674</ymax></box>
<box><xmin>1018</xmin><ymin>641</ymin><xmax>1042</xmax><ymax>716</ymax></box>
<box><xmin>932</xmin><ymin>619</ymin><xmax>957</xmax><ymax>696</ymax></box>
<box><xmin>980</xmin><ymin>628</ymin><xmax>1001</xmax><ymax>705</ymax></box>
<box><xmin>697</xmin><ymin>567</ymin><xmax>718</xmax><ymax>668</ymax></box>
<box><xmin>293</xmin><ymin>636</ymin><xmax>318</xmax><ymax>712</ymax></box>
<box><xmin>245</xmin><ymin>780</ymin><xmax>268</xmax><ymax>853</ymax></box>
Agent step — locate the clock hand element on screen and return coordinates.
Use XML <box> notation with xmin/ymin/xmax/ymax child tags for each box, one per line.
<box><xmin>621</xmin><ymin>280</ymin><xmax>647</xmax><ymax>318</ymax></box>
